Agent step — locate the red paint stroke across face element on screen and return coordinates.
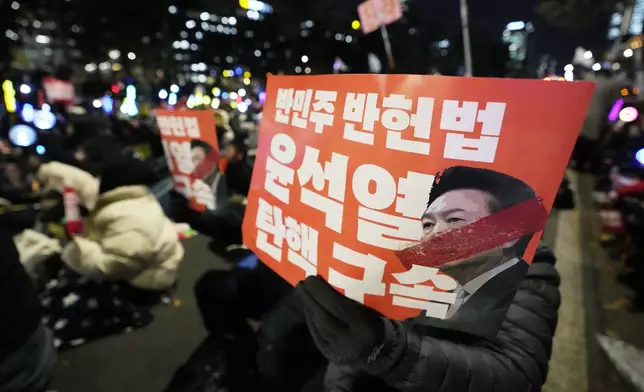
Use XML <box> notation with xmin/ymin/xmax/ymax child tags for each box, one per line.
<box><xmin>395</xmin><ymin>198</ymin><xmax>548</xmax><ymax>270</ymax></box>
<box><xmin>192</xmin><ymin>149</ymin><xmax>220</xmax><ymax>179</ymax></box>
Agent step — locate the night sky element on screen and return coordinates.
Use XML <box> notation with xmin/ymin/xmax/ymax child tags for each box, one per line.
<box><xmin>416</xmin><ymin>0</ymin><xmax>612</xmax><ymax>68</ymax></box>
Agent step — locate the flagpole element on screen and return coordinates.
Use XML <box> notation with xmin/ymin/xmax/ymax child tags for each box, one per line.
<box><xmin>459</xmin><ymin>0</ymin><xmax>473</xmax><ymax>76</ymax></box>
<box><xmin>380</xmin><ymin>25</ymin><xmax>395</xmax><ymax>71</ymax></box>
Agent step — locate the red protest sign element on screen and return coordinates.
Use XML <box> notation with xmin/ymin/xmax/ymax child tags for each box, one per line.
<box><xmin>377</xmin><ymin>0</ymin><xmax>403</xmax><ymax>26</ymax></box>
<box><xmin>242</xmin><ymin>74</ymin><xmax>594</xmax><ymax>335</ymax></box>
<box><xmin>42</xmin><ymin>77</ymin><xmax>75</xmax><ymax>104</ymax></box>
<box><xmin>358</xmin><ymin>1</ymin><xmax>381</xmax><ymax>34</ymax></box>
<box><xmin>358</xmin><ymin>0</ymin><xmax>403</xmax><ymax>34</ymax></box>
<box><xmin>155</xmin><ymin>109</ymin><xmax>220</xmax><ymax>212</ymax></box>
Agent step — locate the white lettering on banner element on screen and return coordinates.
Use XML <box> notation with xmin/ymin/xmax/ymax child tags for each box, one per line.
<box><xmin>170</xmin><ymin>141</ymin><xmax>195</xmax><ymax>174</ymax></box>
<box><xmin>291</xmin><ymin>89</ymin><xmax>314</xmax><ymax>129</ymax></box>
<box><xmin>328</xmin><ymin>242</ymin><xmax>386</xmax><ymax>304</ymax></box>
<box><xmin>309</xmin><ymin>90</ymin><xmax>338</xmax><ymax>134</ymax></box>
<box><xmin>161</xmin><ymin>140</ymin><xmax>175</xmax><ymax>172</ymax></box>
<box><xmin>256</xmin><ymin>197</ymin><xmax>286</xmax><ymax>261</ymax></box>
<box><xmin>182</xmin><ymin>116</ymin><xmax>201</xmax><ymax>138</ymax></box>
<box><xmin>162</xmin><ymin>138</ymin><xmax>198</xmax><ymax>200</ymax></box>
<box><xmin>343</xmin><ymin>92</ymin><xmax>380</xmax><ymax>145</ymax></box>
<box><xmin>276</xmin><ymin>88</ymin><xmax>294</xmax><ymax>125</ymax></box>
<box><xmin>173</xmin><ymin>174</ymin><xmax>192</xmax><ymax>199</ymax></box>
<box><xmin>390</xmin><ymin>265</ymin><xmax>458</xmax><ymax>319</ymax></box>
<box><xmin>440</xmin><ymin>100</ymin><xmax>507</xmax><ymax>163</ymax></box>
<box><xmin>297</xmin><ymin>146</ymin><xmax>349</xmax><ymax>233</ymax></box>
<box><xmin>256</xmin><ymin>198</ymin><xmax>319</xmax><ymax>276</ymax></box>
<box><xmin>352</xmin><ymin>165</ymin><xmax>435</xmax><ymax>250</ymax></box>
<box><xmin>192</xmin><ymin>179</ymin><xmax>215</xmax><ymax>209</ymax></box>
<box><xmin>285</xmin><ymin>216</ymin><xmax>319</xmax><ymax>277</ymax></box>
<box><xmin>382</xmin><ymin>95</ymin><xmax>434</xmax><ymax>155</ymax></box>
<box><xmin>265</xmin><ymin>133</ymin><xmax>296</xmax><ymax>204</ymax></box>
<box><xmin>395</xmin><ymin>172</ymin><xmax>436</xmax><ymax>218</ymax></box>
<box><xmin>157</xmin><ymin>116</ymin><xmax>187</xmax><ymax>137</ymax></box>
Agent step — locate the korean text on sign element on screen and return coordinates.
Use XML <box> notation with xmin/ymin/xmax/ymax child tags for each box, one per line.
<box><xmin>155</xmin><ymin>109</ymin><xmax>218</xmax><ymax>212</ymax></box>
<box><xmin>274</xmin><ymin>87</ymin><xmax>508</xmax><ymax>163</ymax></box>
<box><xmin>243</xmin><ymin>74</ymin><xmax>595</xmax><ymax>322</ymax></box>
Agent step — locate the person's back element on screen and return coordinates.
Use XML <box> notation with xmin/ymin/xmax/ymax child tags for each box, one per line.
<box><xmin>0</xmin><ymin>227</ymin><xmax>56</xmax><ymax>392</ymax></box>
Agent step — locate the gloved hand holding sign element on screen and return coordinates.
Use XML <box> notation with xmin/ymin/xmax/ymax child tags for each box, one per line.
<box><xmin>296</xmin><ymin>276</ymin><xmax>404</xmax><ymax>373</ymax></box>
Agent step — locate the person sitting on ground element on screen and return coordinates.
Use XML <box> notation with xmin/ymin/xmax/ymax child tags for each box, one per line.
<box><xmin>60</xmin><ymin>157</ymin><xmax>183</xmax><ymax>288</ymax></box>
<box><xmin>222</xmin><ymin>137</ymin><xmax>252</xmax><ymax>199</ymax></box>
<box><xmin>177</xmin><ymin>137</ymin><xmax>251</xmax><ymax>249</ymax></box>
<box><xmin>0</xmin><ymin>227</ymin><xmax>56</xmax><ymax>392</ymax></box>
<box><xmin>40</xmin><ymin>157</ymin><xmax>185</xmax><ymax>350</ymax></box>
<box><xmin>203</xmin><ymin>137</ymin><xmax>252</xmax><ymax>249</ymax></box>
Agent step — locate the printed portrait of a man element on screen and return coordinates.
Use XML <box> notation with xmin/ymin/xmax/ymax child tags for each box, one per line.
<box><xmin>190</xmin><ymin>139</ymin><xmax>227</xmax><ymax>210</ymax></box>
<box><xmin>410</xmin><ymin>165</ymin><xmax>542</xmax><ymax>337</ymax></box>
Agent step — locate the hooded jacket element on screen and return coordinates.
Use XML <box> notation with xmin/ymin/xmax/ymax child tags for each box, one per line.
<box><xmin>0</xmin><ymin>228</ymin><xmax>42</xmax><ymax>362</ymax></box>
<box><xmin>37</xmin><ymin>161</ymin><xmax>100</xmax><ymax>210</ymax></box>
<box><xmin>58</xmin><ymin>158</ymin><xmax>183</xmax><ymax>291</ymax></box>
<box><xmin>324</xmin><ymin>246</ymin><xmax>561</xmax><ymax>392</ymax></box>
<box><xmin>61</xmin><ymin>185</ymin><xmax>184</xmax><ymax>291</ymax></box>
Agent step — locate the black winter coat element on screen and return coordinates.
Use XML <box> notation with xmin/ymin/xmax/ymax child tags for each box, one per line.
<box><xmin>324</xmin><ymin>246</ymin><xmax>561</xmax><ymax>392</ymax></box>
<box><xmin>0</xmin><ymin>228</ymin><xmax>42</xmax><ymax>362</ymax></box>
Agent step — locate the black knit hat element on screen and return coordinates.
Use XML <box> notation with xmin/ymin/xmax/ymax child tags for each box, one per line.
<box><xmin>81</xmin><ymin>135</ymin><xmax>121</xmax><ymax>162</ymax></box>
<box><xmin>227</xmin><ymin>136</ymin><xmax>247</xmax><ymax>158</ymax></box>
<box><xmin>427</xmin><ymin>166</ymin><xmax>538</xmax><ymax>255</ymax></box>
<box><xmin>99</xmin><ymin>157</ymin><xmax>157</xmax><ymax>194</ymax></box>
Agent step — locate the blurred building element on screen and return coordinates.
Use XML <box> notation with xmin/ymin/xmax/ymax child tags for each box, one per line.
<box><xmin>502</xmin><ymin>21</ymin><xmax>535</xmax><ymax>77</ymax></box>
<box><xmin>604</xmin><ymin>1</ymin><xmax>644</xmax><ymax>97</ymax></box>
<box><xmin>607</xmin><ymin>5</ymin><xmax>625</xmax><ymax>45</ymax></box>
<box><xmin>1</xmin><ymin>0</ymin><xmax>72</xmax><ymax>74</ymax></box>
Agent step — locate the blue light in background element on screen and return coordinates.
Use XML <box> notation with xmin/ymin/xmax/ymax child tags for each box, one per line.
<box><xmin>103</xmin><ymin>95</ymin><xmax>114</xmax><ymax>114</ymax></box>
<box><xmin>20</xmin><ymin>103</ymin><xmax>35</xmax><ymax>123</ymax></box>
<box><xmin>8</xmin><ymin>124</ymin><xmax>37</xmax><ymax>147</ymax></box>
<box><xmin>120</xmin><ymin>85</ymin><xmax>138</xmax><ymax>116</ymax></box>
<box><xmin>33</xmin><ymin>107</ymin><xmax>57</xmax><ymax>130</ymax></box>
<box><xmin>168</xmin><ymin>92</ymin><xmax>178</xmax><ymax>106</ymax></box>
<box><xmin>637</xmin><ymin>148</ymin><xmax>644</xmax><ymax>165</ymax></box>
<box><xmin>235</xmin><ymin>66</ymin><xmax>243</xmax><ymax>76</ymax></box>
<box><xmin>36</xmin><ymin>145</ymin><xmax>46</xmax><ymax>155</ymax></box>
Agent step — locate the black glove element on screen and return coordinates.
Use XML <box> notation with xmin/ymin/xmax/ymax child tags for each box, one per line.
<box><xmin>296</xmin><ymin>276</ymin><xmax>397</xmax><ymax>367</ymax></box>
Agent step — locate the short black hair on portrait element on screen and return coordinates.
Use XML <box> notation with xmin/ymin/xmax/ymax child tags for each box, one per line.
<box><xmin>426</xmin><ymin>166</ymin><xmax>539</xmax><ymax>258</ymax></box>
<box><xmin>190</xmin><ymin>139</ymin><xmax>214</xmax><ymax>153</ymax></box>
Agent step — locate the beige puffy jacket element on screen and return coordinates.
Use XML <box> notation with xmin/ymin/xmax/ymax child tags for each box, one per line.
<box><xmin>61</xmin><ymin>185</ymin><xmax>184</xmax><ymax>291</ymax></box>
<box><xmin>37</xmin><ymin>162</ymin><xmax>100</xmax><ymax>209</ymax></box>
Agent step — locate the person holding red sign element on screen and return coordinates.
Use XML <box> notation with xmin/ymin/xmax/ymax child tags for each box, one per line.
<box><xmin>296</xmin><ymin>244</ymin><xmax>559</xmax><ymax>392</ymax></box>
<box><xmin>293</xmin><ymin>167</ymin><xmax>559</xmax><ymax>392</ymax></box>
<box><xmin>186</xmin><ymin>137</ymin><xmax>252</xmax><ymax>249</ymax></box>
<box><xmin>183</xmin><ymin>167</ymin><xmax>559</xmax><ymax>392</ymax></box>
